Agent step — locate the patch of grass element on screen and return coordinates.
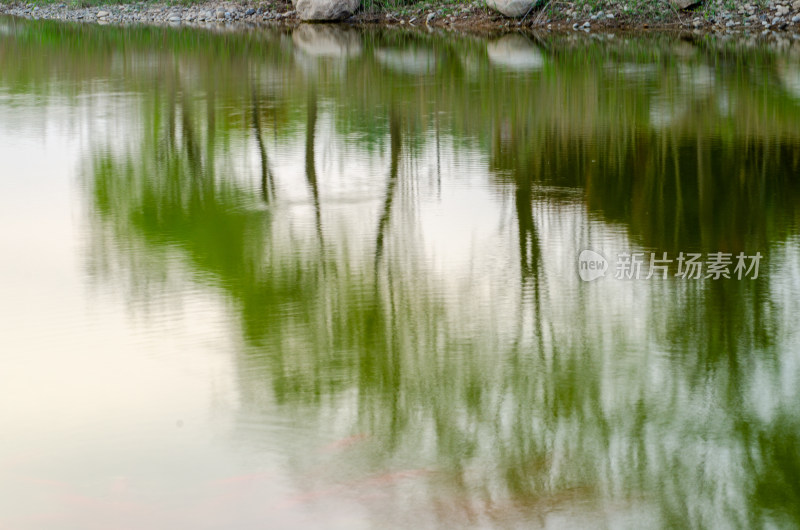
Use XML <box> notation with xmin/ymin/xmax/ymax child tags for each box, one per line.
<box><xmin>360</xmin><ymin>0</ymin><xmax>464</xmax><ymax>15</ymax></box>
<box><xmin>695</xmin><ymin>0</ymin><xmax>742</xmax><ymax>20</ymax></box>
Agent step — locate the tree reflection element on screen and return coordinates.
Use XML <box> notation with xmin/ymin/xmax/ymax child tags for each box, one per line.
<box><xmin>68</xmin><ymin>22</ymin><xmax>800</xmax><ymax>528</ymax></box>
<box><xmin>251</xmin><ymin>88</ymin><xmax>275</xmax><ymax>204</ymax></box>
<box><xmin>374</xmin><ymin>108</ymin><xmax>401</xmax><ymax>270</ymax></box>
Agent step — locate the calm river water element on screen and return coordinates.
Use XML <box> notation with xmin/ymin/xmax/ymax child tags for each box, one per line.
<box><xmin>2</xmin><ymin>17</ymin><xmax>800</xmax><ymax>529</ymax></box>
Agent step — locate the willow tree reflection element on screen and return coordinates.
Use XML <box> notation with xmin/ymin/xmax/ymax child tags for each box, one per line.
<box><xmin>77</xmin><ymin>23</ymin><xmax>800</xmax><ymax>528</ymax></box>
<box><xmin>251</xmin><ymin>89</ymin><xmax>275</xmax><ymax>204</ymax></box>
<box><xmin>484</xmin><ymin>45</ymin><xmax>800</xmax><ymax>525</ymax></box>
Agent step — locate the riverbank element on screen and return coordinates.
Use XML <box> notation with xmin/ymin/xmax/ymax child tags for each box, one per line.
<box><xmin>2</xmin><ymin>0</ymin><xmax>800</xmax><ymax>34</ymax></box>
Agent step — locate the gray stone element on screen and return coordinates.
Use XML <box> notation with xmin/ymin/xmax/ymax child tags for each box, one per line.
<box><xmin>485</xmin><ymin>0</ymin><xmax>535</xmax><ymax>18</ymax></box>
<box><xmin>793</xmin><ymin>14</ymin><xmax>800</xmax><ymax>22</ymax></box>
<box><xmin>671</xmin><ymin>0</ymin><xmax>701</xmax><ymax>9</ymax></box>
<box><xmin>294</xmin><ymin>0</ymin><xmax>358</xmax><ymax>20</ymax></box>
<box><xmin>97</xmin><ymin>10</ymin><xmax>110</xmax><ymax>17</ymax></box>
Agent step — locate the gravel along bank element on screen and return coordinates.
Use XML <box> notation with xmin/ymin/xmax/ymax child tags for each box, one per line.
<box><xmin>2</xmin><ymin>0</ymin><xmax>800</xmax><ymax>34</ymax></box>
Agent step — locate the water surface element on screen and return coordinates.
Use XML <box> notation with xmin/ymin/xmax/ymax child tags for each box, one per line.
<box><xmin>2</xmin><ymin>18</ymin><xmax>800</xmax><ymax>529</ymax></box>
